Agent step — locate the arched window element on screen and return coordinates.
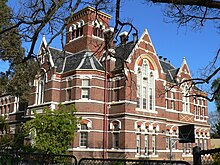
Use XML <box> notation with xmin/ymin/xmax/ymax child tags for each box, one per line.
<box><xmin>110</xmin><ymin>120</ymin><xmax>121</xmax><ymax>149</ymax></box>
<box><xmin>136</xmin><ymin>126</ymin><xmax>141</xmax><ymax>155</ymax></box>
<box><xmin>79</xmin><ymin>21</ymin><xmax>84</xmax><ymax>36</ymax></box>
<box><xmin>80</xmin><ymin>124</ymin><xmax>88</xmax><ymax>147</ymax></box>
<box><xmin>136</xmin><ymin>59</ymin><xmax>155</xmax><ymax>111</ymax></box>
<box><xmin>36</xmin><ymin>71</ymin><xmax>46</xmax><ymax>105</ymax></box>
<box><xmin>69</xmin><ymin>20</ymin><xmax>84</xmax><ymax>40</ymax></box>
<box><xmin>93</xmin><ymin>22</ymin><xmax>99</xmax><ymax>36</ymax></box>
<box><xmin>93</xmin><ymin>21</ymin><xmax>105</xmax><ymax>38</ymax></box>
<box><xmin>182</xmin><ymin>84</ymin><xmax>190</xmax><ymax>113</ymax></box>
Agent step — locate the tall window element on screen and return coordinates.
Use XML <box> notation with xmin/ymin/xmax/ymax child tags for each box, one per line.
<box><xmin>136</xmin><ymin>127</ymin><xmax>141</xmax><ymax>155</ymax></box>
<box><xmin>82</xmin><ymin>79</ymin><xmax>90</xmax><ymax>99</ymax></box>
<box><xmin>194</xmin><ymin>97</ymin><xmax>206</xmax><ymax>120</ymax></box>
<box><xmin>113</xmin><ymin>124</ymin><xmax>120</xmax><ymax>149</ymax></box>
<box><xmin>36</xmin><ymin>71</ymin><xmax>46</xmax><ymax>104</ymax></box>
<box><xmin>171</xmin><ymin>130</ymin><xmax>177</xmax><ymax>149</ymax></box>
<box><xmin>204</xmin><ymin>138</ymin><xmax>208</xmax><ymax>150</ymax></box>
<box><xmin>145</xmin><ymin>134</ymin><xmax>149</xmax><ymax>155</ymax></box>
<box><xmin>70</xmin><ymin>20</ymin><xmax>84</xmax><ymax>40</ymax></box>
<box><xmin>182</xmin><ymin>85</ymin><xmax>190</xmax><ymax>112</ymax></box>
<box><xmin>93</xmin><ymin>23</ymin><xmax>99</xmax><ymax>36</ymax></box>
<box><xmin>201</xmin><ymin>107</ymin><xmax>205</xmax><ymax>120</ymax></box>
<box><xmin>93</xmin><ymin>21</ymin><xmax>105</xmax><ymax>38</ymax></box>
<box><xmin>80</xmin><ymin>124</ymin><xmax>88</xmax><ymax>147</ymax></box>
<box><xmin>136</xmin><ymin>71</ymin><xmax>141</xmax><ymax>108</ymax></box>
<box><xmin>171</xmin><ymin>92</ymin><xmax>175</xmax><ymax>110</ymax></box>
<box><xmin>67</xmin><ymin>78</ymin><xmax>72</xmax><ymax>101</ymax></box>
<box><xmin>136</xmin><ymin>59</ymin><xmax>155</xmax><ymax>111</ymax></box>
<box><xmin>166</xmin><ymin>130</ymin><xmax>170</xmax><ymax>149</ymax></box>
<box><xmin>152</xmin><ymin>134</ymin><xmax>156</xmax><ymax>155</ymax></box>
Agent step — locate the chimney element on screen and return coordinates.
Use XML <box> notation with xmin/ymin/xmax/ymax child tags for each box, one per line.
<box><xmin>113</xmin><ymin>40</ymin><xmax>117</xmax><ymax>48</ymax></box>
<box><xmin>163</xmin><ymin>57</ymin><xmax>167</xmax><ymax>62</ymax></box>
<box><xmin>104</xmin><ymin>27</ymin><xmax>114</xmax><ymax>48</ymax></box>
<box><xmin>119</xmin><ymin>31</ymin><xmax>128</xmax><ymax>44</ymax></box>
<box><xmin>132</xmin><ymin>33</ymin><xmax>138</xmax><ymax>44</ymax></box>
<box><xmin>159</xmin><ymin>56</ymin><xmax>163</xmax><ymax>60</ymax></box>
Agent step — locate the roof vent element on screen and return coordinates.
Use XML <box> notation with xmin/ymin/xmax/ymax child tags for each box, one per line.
<box><xmin>132</xmin><ymin>33</ymin><xmax>138</xmax><ymax>44</ymax></box>
<box><xmin>119</xmin><ymin>31</ymin><xmax>128</xmax><ymax>44</ymax></box>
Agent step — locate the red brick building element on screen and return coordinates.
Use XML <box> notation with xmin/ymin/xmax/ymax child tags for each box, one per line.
<box><xmin>0</xmin><ymin>6</ymin><xmax>210</xmax><ymax>161</ymax></box>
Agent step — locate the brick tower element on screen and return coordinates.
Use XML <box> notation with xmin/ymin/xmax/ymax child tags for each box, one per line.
<box><xmin>65</xmin><ymin>6</ymin><xmax>111</xmax><ymax>59</ymax></box>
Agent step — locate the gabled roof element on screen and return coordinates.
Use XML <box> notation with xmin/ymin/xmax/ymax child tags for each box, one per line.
<box><xmin>114</xmin><ymin>41</ymin><xmax>136</xmax><ymax>69</ymax></box>
<box><xmin>176</xmin><ymin>57</ymin><xmax>191</xmax><ymax>78</ymax></box>
<box><xmin>159</xmin><ymin>60</ymin><xmax>179</xmax><ymax>83</ymax></box>
<box><xmin>48</xmin><ymin>48</ymin><xmax>104</xmax><ymax>73</ymax></box>
<box><xmin>63</xmin><ymin>51</ymin><xmax>104</xmax><ymax>72</ymax></box>
<box><xmin>48</xmin><ymin>47</ymin><xmax>70</xmax><ymax>72</ymax></box>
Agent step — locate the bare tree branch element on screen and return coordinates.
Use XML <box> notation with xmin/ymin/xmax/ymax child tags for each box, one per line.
<box><xmin>150</xmin><ymin>0</ymin><xmax>220</xmax><ymax>9</ymax></box>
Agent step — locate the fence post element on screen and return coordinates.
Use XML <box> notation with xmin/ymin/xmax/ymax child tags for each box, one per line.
<box><xmin>193</xmin><ymin>146</ymin><xmax>201</xmax><ymax>165</ymax></box>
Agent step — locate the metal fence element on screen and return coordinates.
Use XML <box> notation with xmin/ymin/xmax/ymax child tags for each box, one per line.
<box><xmin>0</xmin><ymin>151</ymin><xmax>77</xmax><ymax>165</ymax></box>
<box><xmin>193</xmin><ymin>146</ymin><xmax>220</xmax><ymax>165</ymax></box>
<box><xmin>78</xmin><ymin>158</ymin><xmax>191</xmax><ymax>165</ymax></box>
<box><xmin>0</xmin><ymin>150</ymin><xmax>192</xmax><ymax>165</ymax></box>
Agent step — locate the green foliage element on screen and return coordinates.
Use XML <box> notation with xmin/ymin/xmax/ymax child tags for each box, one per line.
<box><xmin>0</xmin><ymin>116</ymin><xmax>26</xmax><ymax>151</ymax></box>
<box><xmin>0</xmin><ymin>0</ymin><xmax>38</xmax><ymax>101</ymax></box>
<box><xmin>211</xmin><ymin>153</ymin><xmax>220</xmax><ymax>165</ymax></box>
<box><xmin>212</xmin><ymin>78</ymin><xmax>220</xmax><ymax>112</ymax></box>
<box><xmin>23</xmin><ymin>104</ymin><xmax>80</xmax><ymax>154</ymax></box>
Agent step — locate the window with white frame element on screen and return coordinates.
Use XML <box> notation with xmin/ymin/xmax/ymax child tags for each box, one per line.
<box><xmin>81</xmin><ymin>79</ymin><xmax>90</xmax><ymax>99</ymax></box>
<box><xmin>166</xmin><ymin>130</ymin><xmax>170</xmax><ymax>149</ymax></box>
<box><xmin>69</xmin><ymin>20</ymin><xmax>84</xmax><ymax>40</ymax></box>
<box><xmin>171</xmin><ymin>130</ymin><xmax>178</xmax><ymax>149</ymax></box>
<box><xmin>166</xmin><ymin>91</ymin><xmax>175</xmax><ymax>110</ymax></box>
<box><xmin>182</xmin><ymin>85</ymin><xmax>190</xmax><ymax>113</ymax></box>
<box><xmin>182</xmin><ymin>143</ymin><xmax>193</xmax><ymax>154</ymax></box>
<box><xmin>194</xmin><ymin>97</ymin><xmax>206</xmax><ymax>120</ymax></box>
<box><xmin>144</xmin><ymin>134</ymin><xmax>149</xmax><ymax>155</ymax></box>
<box><xmin>152</xmin><ymin>134</ymin><xmax>156</xmax><ymax>155</ymax></box>
<box><xmin>36</xmin><ymin>71</ymin><xmax>46</xmax><ymax>105</ymax></box>
<box><xmin>93</xmin><ymin>21</ymin><xmax>105</xmax><ymax>38</ymax></box>
<box><xmin>136</xmin><ymin>59</ymin><xmax>155</xmax><ymax>111</ymax></box>
<box><xmin>203</xmin><ymin>135</ymin><xmax>208</xmax><ymax>150</ymax></box>
<box><xmin>67</xmin><ymin>78</ymin><xmax>72</xmax><ymax>101</ymax></box>
<box><xmin>113</xmin><ymin>124</ymin><xmax>120</xmax><ymax>149</ymax></box>
<box><xmin>136</xmin><ymin>127</ymin><xmax>141</xmax><ymax>155</ymax></box>
<box><xmin>80</xmin><ymin>124</ymin><xmax>88</xmax><ymax>147</ymax></box>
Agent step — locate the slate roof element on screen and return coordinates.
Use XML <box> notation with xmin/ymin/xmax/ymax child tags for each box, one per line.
<box><xmin>48</xmin><ymin>48</ymin><xmax>104</xmax><ymax>73</ymax></box>
<box><xmin>63</xmin><ymin>51</ymin><xmax>104</xmax><ymax>72</ymax></box>
<box><xmin>49</xmin><ymin>47</ymin><xmax>70</xmax><ymax>72</ymax></box>
<box><xmin>159</xmin><ymin>60</ymin><xmax>179</xmax><ymax>83</ymax></box>
<box><xmin>114</xmin><ymin>42</ymin><xmax>136</xmax><ymax>69</ymax></box>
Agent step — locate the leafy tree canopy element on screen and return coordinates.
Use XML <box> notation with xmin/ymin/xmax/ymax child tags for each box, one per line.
<box><xmin>0</xmin><ymin>0</ymin><xmax>38</xmax><ymax>101</ymax></box>
<box><xmin>0</xmin><ymin>116</ymin><xmax>26</xmax><ymax>150</ymax></box>
<box><xmin>212</xmin><ymin>78</ymin><xmax>220</xmax><ymax>112</ymax></box>
<box><xmin>23</xmin><ymin>104</ymin><xmax>80</xmax><ymax>154</ymax></box>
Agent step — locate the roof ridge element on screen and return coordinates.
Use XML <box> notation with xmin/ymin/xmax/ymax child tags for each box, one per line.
<box><xmin>49</xmin><ymin>46</ymin><xmax>75</xmax><ymax>56</ymax></box>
